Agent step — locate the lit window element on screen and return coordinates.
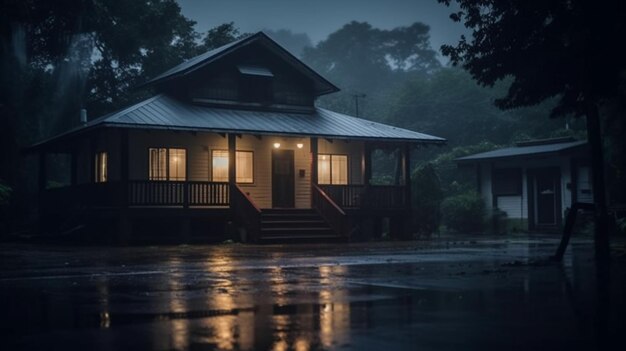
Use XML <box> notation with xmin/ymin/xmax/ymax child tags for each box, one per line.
<box><xmin>318</xmin><ymin>154</ymin><xmax>348</xmax><ymax>185</ymax></box>
<box><xmin>212</xmin><ymin>150</ymin><xmax>254</xmax><ymax>183</ymax></box>
<box><xmin>149</xmin><ymin>148</ymin><xmax>186</xmax><ymax>181</ymax></box>
<box><xmin>95</xmin><ymin>152</ymin><xmax>108</xmax><ymax>183</ymax></box>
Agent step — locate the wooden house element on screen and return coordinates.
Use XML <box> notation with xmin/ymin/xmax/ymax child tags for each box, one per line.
<box><xmin>457</xmin><ymin>138</ymin><xmax>591</xmax><ymax>232</ymax></box>
<box><xmin>30</xmin><ymin>32</ymin><xmax>445</xmax><ymax>243</ymax></box>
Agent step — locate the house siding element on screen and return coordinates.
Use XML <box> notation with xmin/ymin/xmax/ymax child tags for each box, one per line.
<box><xmin>121</xmin><ymin>131</ymin><xmax>365</xmax><ymax>209</ymax></box>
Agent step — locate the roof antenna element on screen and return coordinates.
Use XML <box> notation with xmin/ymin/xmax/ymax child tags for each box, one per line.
<box><xmin>352</xmin><ymin>93</ymin><xmax>366</xmax><ymax>117</ymax></box>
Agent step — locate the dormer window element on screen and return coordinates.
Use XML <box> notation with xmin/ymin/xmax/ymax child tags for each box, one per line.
<box><xmin>238</xmin><ymin>65</ymin><xmax>273</xmax><ymax>103</ymax></box>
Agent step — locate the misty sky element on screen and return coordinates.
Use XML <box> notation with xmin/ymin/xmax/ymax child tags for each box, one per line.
<box><xmin>176</xmin><ymin>0</ymin><xmax>467</xmax><ymax>57</ymax></box>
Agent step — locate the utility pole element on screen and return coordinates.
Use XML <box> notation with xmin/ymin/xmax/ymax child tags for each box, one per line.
<box><xmin>352</xmin><ymin>93</ymin><xmax>366</xmax><ymax>117</ymax></box>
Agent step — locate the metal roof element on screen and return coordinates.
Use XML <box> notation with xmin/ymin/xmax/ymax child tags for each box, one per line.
<box><xmin>457</xmin><ymin>140</ymin><xmax>587</xmax><ymax>162</ymax></box>
<box><xmin>141</xmin><ymin>32</ymin><xmax>339</xmax><ymax>95</ymax></box>
<box><xmin>30</xmin><ymin>94</ymin><xmax>445</xmax><ymax>149</ymax></box>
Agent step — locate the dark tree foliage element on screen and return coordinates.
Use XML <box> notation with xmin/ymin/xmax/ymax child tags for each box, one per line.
<box><xmin>439</xmin><ymin>0</ymin><xmax>626</xmax><ymax>117</ymax></box>
<box><xmin>200</xmin><ymin>22</ymin><xmax>251</xmax><ymax>51</ymax></box>
<box><xmin>263</xmin><ymin>29</ymin><xmax>312</xmax><ymax>58</ymax></box>
<box><xmin>302</xmin><ymin>21</ymin><xmax>440</xmax><ymax>118</ymax></box>
<box><xmin>439</xmin><ymin>0</ymin><xmax>626</xmax><ymax>259</ymax></box>
<box><xmin>0</xmin><ymin>0</ymin><xmax>225</xmax><ymax>232</ymax></box>
<box><xmin>411</xmin><ymin>164</ymin><xmax>444</xmax><ymax>236</ymax></box>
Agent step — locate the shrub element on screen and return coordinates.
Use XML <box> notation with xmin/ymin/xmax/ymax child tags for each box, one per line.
<box><xmin>411</xmin><ymin>164</ymin><xmax>443</xmax><ymax>236</ymax></box>
<box><xmin>441</xmin><ymin>191</ymin><xmax>486</xmax><ymax>233</ymax></box>
<box><xmin>0</xmin><ymin>182</ymin><xmax>11</xmax><ymax>207</ymax></box>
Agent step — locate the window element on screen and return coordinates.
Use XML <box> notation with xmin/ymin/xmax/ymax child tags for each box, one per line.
<box><xmin>212</xmin><ymin>150</ymin><xmax>254</xmax><ymax>183</ymax></box>
<box><xmin>318</xmin><ymin>154</ymin><xmax>348</xmax><ymax>185</ymax></box>
<box><xmin>149</xmin><ymin>148</ymin><xmax>186</xmax><ymax>181</ymax></box>
<box><xmin>94</xmin><ymin>152</ymin><xmax>108</xmax><ymax>183</ymax></box>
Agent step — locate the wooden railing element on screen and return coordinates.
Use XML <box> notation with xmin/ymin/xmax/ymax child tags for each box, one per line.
<box><xmin>312</xmin><ymin>185</ymin><xmax>350</xmax><ymax>237</ymax></box>
<box><xmin>42</xmin><ymin>181</ymin><xmax>230</xmax><ymax>208</ymax></box>
<box><xmin>128</xmin><ymin>181</ymin><xmax>229</xmax><ymax>207</ymax></box>
<box><xmin>319</xmin><ymin>185</ymin><xmax>406</xmax><ymax>209</ymax></box>
<box><xmin>230</xmin><ymin>185</ymin><xmax>262</xmax><ymax>242</ymax></box>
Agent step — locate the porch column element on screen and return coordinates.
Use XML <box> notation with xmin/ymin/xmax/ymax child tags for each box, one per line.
<box><xmin>403</xmin><ymin>143</ymin><xmax>412</xmax><ymax>211</ymax></box>
<box><xmin>120</xmin><ymin>129</ymin><xmax>129</xmax><ymax>206</ymax></box>
<box><xmin>228</xmin><ymin>133</ymin><xmax>237</xmax><ymax>200</ymax></box>
<box><xmin>362</xmin><ymin>142</ymin><xmax>372</xmax><ymax>185</ymax></box>
<box><xmin>310</xmin><ymin>137</ymin><xmax>318</xmax><ymax>185</ymax></box>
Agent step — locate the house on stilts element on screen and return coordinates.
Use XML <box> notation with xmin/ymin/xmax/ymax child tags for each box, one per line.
<box><xmin>29</xmin><ymin>32</ymin><xmax>445</xmax><ymax>243</ymax></box>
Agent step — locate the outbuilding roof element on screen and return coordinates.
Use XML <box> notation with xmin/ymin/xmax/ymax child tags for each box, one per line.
<box><xmin>30</xmin><ymin>94</ymin><xmax>445</xmax><ymax>149</ymax></box>
<box><xmin>456</xmin><ymin>139</ymin><xmax>587</xmax><ymax>163</ymax></box>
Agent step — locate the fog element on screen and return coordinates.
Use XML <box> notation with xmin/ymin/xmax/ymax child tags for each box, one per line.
<box><xmin>176</xmin><ymin>0</ymin><xmax>467</xmax><ymax>56</ymax></box>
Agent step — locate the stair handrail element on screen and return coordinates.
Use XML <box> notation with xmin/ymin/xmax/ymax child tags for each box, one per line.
<box><xmin>312</xmin><ymin>184</ymin><xmax>350</xmax><ymax>238</ymax></box>
<box><xmin>231</xmin><ymin>185</ymin><xmax>262</xmax><ymax>242</ymax></box>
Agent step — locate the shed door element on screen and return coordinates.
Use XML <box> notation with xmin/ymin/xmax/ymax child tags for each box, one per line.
<box><xmin>530</xmin><ymin>168</ymin><xmax>562</xmax><ymax>228</ymax></box>
<box><xmin>272</xmin><ymin>150</ymin><xmax>295</xmax><ymax>208</ymax></box>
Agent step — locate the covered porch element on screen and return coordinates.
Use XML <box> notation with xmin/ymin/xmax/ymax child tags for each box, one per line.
<box><xmin>34</xmin><ymin>128</ymin><xmax>417</xmax><ymax>242</ymax></box>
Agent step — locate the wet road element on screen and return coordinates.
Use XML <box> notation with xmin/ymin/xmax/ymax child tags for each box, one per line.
<box><xmin>1</xmin><ymin>235</ymin><xmax>625</xmax><ymax>350</ymax></box>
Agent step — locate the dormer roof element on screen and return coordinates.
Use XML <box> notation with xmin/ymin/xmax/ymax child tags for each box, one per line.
<box><xmin>141</xmin><ymin>32</ymin><xmax>339</xmax><ymax>96</ymax></box>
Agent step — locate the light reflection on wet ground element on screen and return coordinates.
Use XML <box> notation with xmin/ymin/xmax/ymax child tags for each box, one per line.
<box><xmin>0</xmin><ymin>235</ymin><xmax>625</xmax><ymax>350</ymax></box>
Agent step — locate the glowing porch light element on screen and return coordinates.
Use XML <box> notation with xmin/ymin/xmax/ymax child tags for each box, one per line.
<box><xmin>273</xmin><ymin>142</ymin><xmax>281</xmax><ymax>149</ymax></box>
<box><xmin>296</xmin><ymin>143</ymin><xmax>304</xmax><ymax>149</ymax></box>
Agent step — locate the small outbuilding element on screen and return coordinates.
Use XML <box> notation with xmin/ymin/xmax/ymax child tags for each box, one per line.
<box><xmin>457</xmin><ymin>137</ymin><xmax>592</xmax><ymax>232</ymax></box>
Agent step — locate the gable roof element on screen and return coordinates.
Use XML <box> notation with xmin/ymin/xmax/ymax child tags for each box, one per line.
<box><xmin>456</xmin><ymin>140</ymin><xmax>588</xmax><ymax>163</ymax></box>
<box><xmin>29</xmin><ymin>94</ymin><xmax>445</xmax><ymax>150</ymax></box>
<box><xmin>141</xmin><ymin>32</ymin><xmax>339</xmax><ymax>96</ymax></box>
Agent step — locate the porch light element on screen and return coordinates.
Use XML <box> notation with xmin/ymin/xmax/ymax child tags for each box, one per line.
<box><xmin>296</xmin><ymin>143</ymin><xmax>304</xmax><ymax>149</ymax></box>
<box><xmin>273</xmin><ymin>142</ymin><xmax>281</xmax><ymax>149</ymax></box>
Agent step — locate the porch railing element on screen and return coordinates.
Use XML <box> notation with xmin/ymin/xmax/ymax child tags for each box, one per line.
<box><xmin>312</xmin><ymin>185</ymin><xmax>350</xmax><ymax>237</ymax></box>
<box><xmin>231</xmin><ymin>185</ymin><xmax>261</xmax><ymax>242</ymax></box>
<box><xmin>319</xmin><ymin>185</ymin><xmax>406</xmax><ymax>209</ymax></box>
<box><xmin>128</xmin><ymin>181</ymin><xmax>229</xmax><ymax>207</ymax></box>
<box><xmin>42</xmin><ymin>181</ymin><xmax>230</xmax><ymax>208</ymax></box>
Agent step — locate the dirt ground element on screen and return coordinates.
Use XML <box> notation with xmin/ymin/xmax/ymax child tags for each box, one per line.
<box><xmin>1</xmin><ymin>234</ymin><xmax>625</xmax><ymax>350</ymax></box>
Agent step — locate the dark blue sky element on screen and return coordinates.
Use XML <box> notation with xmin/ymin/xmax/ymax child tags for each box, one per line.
<box><xmin>176</xmin><ymin>0</ymin><xmax>467</xmax><ymax>56</ymax></box>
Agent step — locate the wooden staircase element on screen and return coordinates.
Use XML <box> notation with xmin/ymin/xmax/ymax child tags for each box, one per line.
<box><xmin>259</xmin><ymin>209</ymin><xmax>343</xmax><ymax>242</ymax></box>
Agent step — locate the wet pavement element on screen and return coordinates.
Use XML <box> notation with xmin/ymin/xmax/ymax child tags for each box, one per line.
<box><xmin>1</xmin><ymin>235</ymin><xmax>625</xmax><ymax>350</ymax></box>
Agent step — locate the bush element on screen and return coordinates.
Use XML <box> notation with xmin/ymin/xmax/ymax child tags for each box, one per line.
<box><xmin>441</xmin><ymin>191</ymin><xmax>486</xmax><ymax>233</ymax></box>
<box><xmin>0</xmin><ymin>182</ymin><xmax>11</xmax><ymax>207</ymax></box>
<box><xmin>411</xmin><ymin>164</ymin><xmax>443</xmax><ymax>236</ymax></box>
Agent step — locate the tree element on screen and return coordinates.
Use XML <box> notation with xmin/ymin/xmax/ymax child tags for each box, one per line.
<box><xmin>264</xmin><ymin>29</ymin><xmax>312</xmax><ymax>57</ymax></box>
<box><xmin>439</xmin><ymin>0</ymin><xmax>626</xmax><ymax>260</ymax></box>
<box><xmin>0</xmin><ymin>0</ymin><xmax>203</xmax><ymax>231</ymax></box>
<box><xmin>200</xmin><ymin>22</ymin><xmax>250</xmax><ymax>51</ymax></box>
<box><xmin>302</xmin><ymin>21</ymin><xmax>440</xmax><ymax>118</ymax></box>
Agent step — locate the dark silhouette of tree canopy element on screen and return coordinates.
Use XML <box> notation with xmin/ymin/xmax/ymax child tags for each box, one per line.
<box><xmin>439</xmin><ymin>0</ymin><xmax>626</xmax><ymax>260</ymax></box>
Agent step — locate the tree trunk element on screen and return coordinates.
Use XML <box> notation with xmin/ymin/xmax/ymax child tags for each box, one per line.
<box><xmin>585</xmin><ymin>102</ymin><xmax>610</xmax><ymax>262</ymax></box>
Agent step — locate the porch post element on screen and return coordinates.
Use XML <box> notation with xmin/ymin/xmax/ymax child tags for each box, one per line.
<box><xmin>403</xmin><ymin>143</ymin><xmax>412</xmax><ymax>211</ymax></box>
<box><xmin>310</xmin><ymin>137</ymin><xmax>318</xmax><ymax>185</ymax></box>
<box><xmin>228</xmin><ymin>133</ymin><xmax>237</xmax><ymax>200</ymax></box>
<box><xmin>120</xmin><ymin>129</ymin><xmax>129</xmax><ymax>206</ymax></box>
<box><xmin>363</xmin><ymin>142</ymin><xmax>372</xmax><ymax>185</ymax></box>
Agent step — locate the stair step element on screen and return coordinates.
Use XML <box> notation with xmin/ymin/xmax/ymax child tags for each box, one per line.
<box><xmin>260</xmin><ymin>234</ymin><xmax>342</xmax><ymax>241</ymax></box>
<box><xmin>256</xmin><ymin>208</ymin><xmax>339</xmax><ymax>242</ymax></box>
<box><xmin>261</xmin><ymin>220</ymin><xmax>328</xmax><ymax>228</ymax></box>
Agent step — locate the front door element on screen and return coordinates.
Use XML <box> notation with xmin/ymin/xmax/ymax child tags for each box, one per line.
<box><xmin>272</xmin><ymin>150</ymin><xmax>295</xmax><ymax>208</ymax></box>
<box><xmin>529</xmin><ymin>168</ymin><xmax>562</xmax><ymax>229</ymax></box>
